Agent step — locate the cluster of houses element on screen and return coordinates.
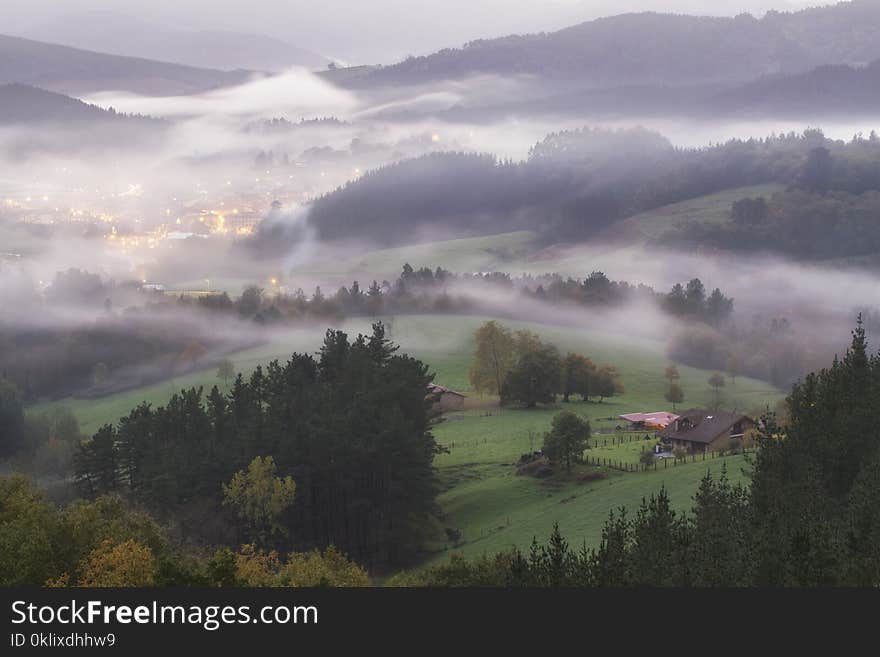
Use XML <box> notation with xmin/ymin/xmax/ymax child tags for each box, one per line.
<box><xmin>620</xmin><ymin>409</ymin><xmax>755</xmax><ymax>453</ymax></box>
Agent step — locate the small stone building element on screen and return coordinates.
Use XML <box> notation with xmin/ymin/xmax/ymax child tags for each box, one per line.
<box><xmin>427</xmin><ymin>383</ymin><xmax>466</xmax><ymax>412</ymax></box>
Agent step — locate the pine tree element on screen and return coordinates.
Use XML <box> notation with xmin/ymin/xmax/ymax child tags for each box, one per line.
<box><xmin>75</xmin><ymin>425</ymin><xmax>119</xmax><ymax>496</ymax></box>
<box><xmin>629</xmin><ymin>488</ymin><xmax>680</xmax><ymax>586</ymax></box>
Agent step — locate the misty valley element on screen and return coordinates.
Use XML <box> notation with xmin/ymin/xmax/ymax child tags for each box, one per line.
<box><xmin>3</xmin><ymin>0</ymin><xmax>880</xmax><ymax>594</ymax></box>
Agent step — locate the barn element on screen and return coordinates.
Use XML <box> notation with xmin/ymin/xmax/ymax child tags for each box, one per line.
<box><xmin>427</xmin><ymin>383</ymin><xmax>466</xmax><ymax>412</ymax></box>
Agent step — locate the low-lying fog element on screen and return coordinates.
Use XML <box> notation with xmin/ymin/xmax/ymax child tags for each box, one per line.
<box><xmin>3</xmin><ymin>67</ymin><xmax>880</xmax><ymax>395</ymax></box>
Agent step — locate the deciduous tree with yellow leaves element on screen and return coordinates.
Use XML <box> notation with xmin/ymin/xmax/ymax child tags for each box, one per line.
<box><xmin>222</xmin><ymin>456</ymin><xmax>296</xmax><ymax>546</ymax></box>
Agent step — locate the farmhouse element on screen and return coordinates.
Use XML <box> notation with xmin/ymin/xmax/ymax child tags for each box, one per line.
<box><xmin>619</xmin><ymin>411</ymin><xmax>678</xmax><ymax>430</ymax></box>
<box><xmin>658</xmin><ymin>409</ymin><xmax>754</xmax><ymax>453</ymax></box>
<box><xmin>427</xmin><ymin>383</ymin><xmax>466</xmax><ymax>412</ymax></box>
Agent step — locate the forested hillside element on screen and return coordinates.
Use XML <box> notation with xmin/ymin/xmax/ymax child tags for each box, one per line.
<box><xmin>301</xmin><ymin>128</ymin><xmax>880</xmax><ymax>259</ymax></box>
<box><xmin>0</xmin><ymin>83</ymin><xmax>162</xmax><ymax>125</ymax></box>
<box><xmin>710</xmin><ymin>59</ymin><xmax>880</xmax><ymax>116</ymax></box>
<box><xmin>349</xmin><ymin>2</ymin><xmax>880</xmax><ymax>88</ymax></box>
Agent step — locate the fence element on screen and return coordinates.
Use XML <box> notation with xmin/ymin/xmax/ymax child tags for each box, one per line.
<box><xmin>583</xmin><ymin>446</ymin><xmax>756</xmax><ymax>473</ymax></box>
<box><xmin>589</xmin><ymin>433</ymin><xmax>653</xmax><ymax>448</ymax></box>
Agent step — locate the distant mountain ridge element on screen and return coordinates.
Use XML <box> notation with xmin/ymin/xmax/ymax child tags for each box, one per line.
<box><xmin>0</xmin><ymin>33</ymin><xmax>251</xmax><ymax>96</ymax></box>
<box><xmin>345</xmin><ymin>1</ymin><xmax>880</xmax><ymax>89</ymax></box>
<box><xmin>20</xmin><ymin>12</ymin><xmax>330</xmax><ymax>73</ymax></box>
<box><xmin>0</xmin><ymin>84</ymin><xmax>168</xmax><ymax>159</ymax></box>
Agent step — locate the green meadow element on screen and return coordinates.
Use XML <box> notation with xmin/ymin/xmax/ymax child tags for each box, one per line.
<box><xmin>32</xmin><ymin>313</ymin><xmax>780</xmax><ymax>567</ymax></box>
<box><xmin>429</xmin><ymin>453</ymin><xmax>752</xmax><ymax>564</ymax></box>
<box><xmin>599</xmin><ymin>184</ymin><xmax>784</xmax><ymax>243</ymax></box>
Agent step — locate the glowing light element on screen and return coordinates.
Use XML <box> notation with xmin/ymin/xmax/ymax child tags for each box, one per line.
<box><xmin>431</xmin><ymin>133</ymin><xmax>440</xmax><ymax>142</ymax></box>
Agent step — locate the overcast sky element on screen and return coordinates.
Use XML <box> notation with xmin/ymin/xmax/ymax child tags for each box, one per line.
<box><xmin>3</xmin><ymin>0</ymin><xmax>823</xmax><ymax>64</ymax></box>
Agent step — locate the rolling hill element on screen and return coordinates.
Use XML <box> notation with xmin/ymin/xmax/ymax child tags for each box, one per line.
<box><xmin>0</xmin><ymin>33</ymin><xmax>250</xmax><ymax>96</ymax></box>
<box><xmin>0</xmin><ymin>83</ymin><xmax>163</xmax><ymax>124</ymax></box>
<box><xmin>710</xmin><ymin>59</ymin><xmax>880</xmax><ymax>117</ymax></box>
<box><xmin>20</xmin><ymin>11</ymin><xmax>329</xmax><ymax>73</ymax></box>
<box><xmin>346</xmin><ymin>2</ymin><xmax>880</xmax><ymax>90</ymax></box>
<box><xmin>0</xmin><ymin>84</ymin><xmax>167</xmax><ymax>157</ymax></box>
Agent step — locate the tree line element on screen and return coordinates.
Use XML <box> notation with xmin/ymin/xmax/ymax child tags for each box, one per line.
<box><xmin>0</xmin><ymin>262</ymin><xmax>732</xmax><ymax>404</ymax></box>
<box><xmin>185</xmin><ymin>267</ymin><xmax>733</xmax><ymax>328</ymax></box>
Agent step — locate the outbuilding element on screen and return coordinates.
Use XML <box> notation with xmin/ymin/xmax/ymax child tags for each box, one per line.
<box><xmin>619</xmin><ymin>411</ymin><xmax>678</xmax><ymax>430</ymax></box>
<box><xmin>427</xmin><ymin>383</ymin><xmax>466</xmax><ymax>412</ymax></box>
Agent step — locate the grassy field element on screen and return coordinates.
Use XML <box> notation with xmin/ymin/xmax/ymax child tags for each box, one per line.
<box><xmin>428</xmin><ymin>452</ymin><xmax>752</xmax><ymax>564</ymax></box>
<box><xmin>162</xmin><ymin>231</ymin><xmax>537</xmax><ymax>296</ymax></box>
<box><xmin>598</xmin><ymin>184</ymin><xmax>784</xmax><ymax>243</ymax></box>
<box><xmin>290</xmin><ymin>231</ymin><xmax>538</xmax><ymax>285</ymax></box>
<box><xmin>413</xmin><ymin>317</ymin><xmax>775</xmax><ymax>562</ymax></box>
<box><xmin>32</xmin><ymin>313</ymin><xmax>780</xmax><ymax>568</ymax></box>
<box><xmin>520</xmin><ymin>184</ymin><xmax>786</xmax><ymax>279</ymax></box>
